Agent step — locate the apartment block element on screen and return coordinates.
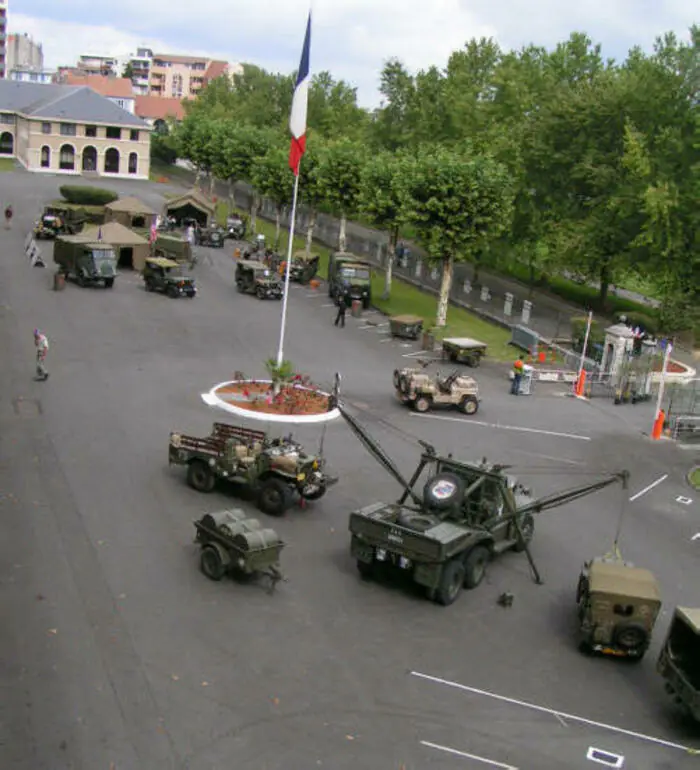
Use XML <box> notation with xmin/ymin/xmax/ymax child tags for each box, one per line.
<box><xmin>148</xmin><ymin>54</ymin><xmax>236</xmax><ymax>98</ymax></box>
<box><xmin>7</xmin><ymin>32</ymin><xmax>42</xmax><ymax>71</ymax></box>
<box><xmin>129</xmin><ymin>47</ymin><xmax>152</xmax><ymax>95</ymax></box>
<box><xmin>0</xmin><ymin>1</ymin><xmax>7</xmax><ymax>79</ymax></box>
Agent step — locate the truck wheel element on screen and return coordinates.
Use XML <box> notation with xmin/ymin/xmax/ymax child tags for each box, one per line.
<box><xmin>463</xmin><ymin>545</ymin><xmax>490</xmax><ymax>589</ymax></box>
<box><xmin>200</xmin><ymin>546</ymin><xmax>225</xmax><ymax>581</ymax></box>
<box><xmin>257</xmin><ymin>478</ymin><xmax>290</xmax><ymax>516</ymax></box>
<box><xmin>104</xmin><ymin>278</ymin><xmax>114</xmax><ymax>289</ymax></box>
<box><xmin>512</xmin><ymin>513</ymin><xmax>535</xmax><ymax>552</ymax></box>
<box><xmin>256</xmin><ymin>287</ymin><xmax>266</xmax><ymax>300</ymax></box>
<box><xmin>76</xmin><ymin>274</ymin><xmax>85</xmax><ymax>287</ymax></box>
<box><xmin>612</xmin><ymin>623</ymin><xmax>648</xmax><ymax>653</ymax></box>
<box><xmin>187</xmin><ymin>461</ymin><xmax>216</xmax><ymax>493</ymax></box>
<box><xmin>167</xmin><ymin>285</ymin><xmax>178</xmax><ymax>298</ymax></box>
<box><xmin>145</xmin><ymin>280</ymin><xmax>154</xmax><ymax>292</ymax></box>
<box><xmin>301</xmin><ymin>482</ymin><xmax>326</xmax><ymax>501</ymax></box>
<box><xmin>460</xmin><ymin>396</ymin><xmax>478</xmax><ymax>415</ymax></box>
<box><xmin>393</xmin><ymin>369</ymin><xmax>401</xmax><ymax>389</ymax></box>
<box><xmin>357</xmin><ymin>559</ymin><xmax>374</xmax><ymax>580</ymax></box>
<box><xmin>413</xmin><ymin>396</ymin><xmax>431</xmax><ymax>413</ymax></box>
<box><xmin>435</xmin><ymin>559</ymin><xmax>465</xmax><ymax>606</ymax></box>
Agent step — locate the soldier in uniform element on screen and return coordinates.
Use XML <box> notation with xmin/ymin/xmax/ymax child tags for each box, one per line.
<box><xmin>334</xmin><ymin>287</ymin><xmax>349</xmax><ymax>328</ymax></box>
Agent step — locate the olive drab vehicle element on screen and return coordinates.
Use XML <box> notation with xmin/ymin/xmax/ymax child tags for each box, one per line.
<box><xmin>152</xmin><ymin>233</ymin><xmax>193</xmax><ymax>264</ymax></box>
<box><xmin>289</xmin><ymin>250</ymin><xmax>320</xmax><ymax>284</ymax></box>
<box><xmin>198</xmin><ymin>226</ymin><xmax>225</xmax><ymax>248</ymax></box>
<box><xmin>168</xmin><ymin>422</ymin><xmax>337</xmax><ymax>516</ymax></box>
<box><xmin>53</xmin><ymin>238</ymin><xmax>118</xmax><ymax>288</ymax></box>
<box><xmin>328</xmin><ymin>252</ymin><xmax>372</xmax><ymax>308</ymax></box>
<box><xmin>236</xmin><ymin>260</ymin><xmax>282</xmax><ymax>299</ymax></box>
<box><xmin>657</xmin><ymin>607</ymin><xmax>700</xmax><ymax>722</ymax></box>
<box><xmin>394</xmin><ymin>366</ymin><xmax>480</xmax><ymax>415</ymax></box>
<box><xmin>142</xmin><ymin>257</ymin><xmax>196</xmax><ymax>298</ymax></box>
<box><xmin>34</xmin><ymin>213</ymin><xmax>67</xmax><ymax>240</ymax></box>
<box><xmin>43</xmin><ymin>204</ymin><xmax>88</xmax><ymax>234</ymax></box>
<box><xmin>335</xmin><ymin>400</ymin><xmax>628</xmax><ymax>606</ymax></box>
<box><xmin>576</xmin><ymin>557</ymin><xmax>662</xmax><ymax>660</ymax></box>
<box><xmin>225</xmin><ymin>215</ymin><xmax>246</xmax><ymax>240</ymax></box>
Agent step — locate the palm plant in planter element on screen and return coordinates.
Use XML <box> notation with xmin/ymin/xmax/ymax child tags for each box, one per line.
<box><xmin>264</xmin><ymin>358</ymin><xmax>295</xmax><ymax>395</ymax></box>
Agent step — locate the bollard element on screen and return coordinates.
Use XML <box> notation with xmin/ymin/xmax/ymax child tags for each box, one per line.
<box><xmin>574</xmin><ymin>370</ymin><xmax>586</xmax><ymax>397</ymax></box>
<box><xmin>351</xmin><ymin>299</ymin><xmax>362</xmax><ymax>318</ymax></box>
<box><xmin>53</xmin><ymin>271</ymin><xmax>65</xmax><ymax>291</ymax></box>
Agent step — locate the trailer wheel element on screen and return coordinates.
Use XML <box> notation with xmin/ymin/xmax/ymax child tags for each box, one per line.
<box><xmin>187</xmin><ymin>460</ymin><xmax>216</xmax><ymax>493</ymax></box>
<box><xmin>257</xmin><ymin>477</ymin><xmax>290</xmax><ymax>516</ymax></box>
<box><xmin>200</xmin><ymin>546</ymin><xmax>225</xmax><ymax>581</ymax></box>
<box><xmin>435</xmin><ymin>559</ymin><xmax>465</xmax><ymax>606</ymax></box>
<box><xmin>463</xmin><ymin>545</ymin><xmax>490</xmax><ymax>589</ymax></box>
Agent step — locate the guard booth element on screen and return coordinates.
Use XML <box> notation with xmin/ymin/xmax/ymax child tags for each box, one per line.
<box><xmin>517</xmin><ymin>364</ymin><xmax>535</xmax><ymax>395</ymax></box>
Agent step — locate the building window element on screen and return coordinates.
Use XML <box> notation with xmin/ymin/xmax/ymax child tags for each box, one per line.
<box><xmin>129</xmin><ymin>129</ymin><xmax>139</xmax><ymax>141</ymax></box>
<box><xmin>0</xmin><ymin>132</ymin><xmax>13</xmax><ymax>155</ymax></box>
<box><xmin>60</xmin><ymin>123</ymin><xmax>76</xmax><ymax>136</ymax></box>
<box><xmin>85</xmin><ymin>125</ymin><xmax>97</xmax><ymax>138</ymax></box>
<box><xmin>104</xmin><ymin>147</ymin><xmax>120</xmax><ymax>174</ymax></box>
<box><xmin>0</xmin><ymin>112</ymin><xmax>15</xmax><ymax>124</ymax></box>
<box><xmin>82</xmin><ymin>146</ymin><xmax>97</xmax><ymax>172</ymax></box>
<box><xmin>40</xmin><ymin>146</ymin><xmax>50</xmax><ymax>168</ymax></box>
<box><xmin>41</xmin><ymin>122</ymin><xmax>51</xmax><ymax>134</ymax></box>
<box><xmin>59</xmin><ymin>144</ymin><xmax>75</xmax><ymax>170</ymax></box>
<box><xmin>106</xmin><ymin>126</ymin><xmax>121</xmax><ymax>140</ymax></box>
<box><xmin>171</xmin><ymin>74</ymin><xmax>183</xmax><ymax>98</ymax></box>
<box><xmin>128</xmin><ymin>152</ymin><xmax>138</xmax><ymax>174</ymax></box>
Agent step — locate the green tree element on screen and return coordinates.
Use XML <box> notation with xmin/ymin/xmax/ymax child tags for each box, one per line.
<box><xmin>250</xmin><ymin>145</ymin><xmax>294</xmax><ymax>248</ymax></box>
<box><xmin>358</xmin><ymin>151</ymin><xmax>411</xmax><ymax>297</ymax></box>
<box><xmin>174</xmin><ymin>114</ymin><xmax>219</xmax><ymax>193</ymax></box>
<box><xmin>402</xmin><ymin>147</ymin><xmax>513</xmax><ymax>327</ymax></box>
<box><xmin>297</xmin><ymin>137</ymin><xmax>327</xmax><ymax>255</ymax></box>
<box><xmin>315</xmin><ymin>138</ymin><xmax>366</xmax><ymax>250</ymax></box>
<box><xmin>121</xmin><ymin>62</ymin><xmax>134</xmax><ymax>80</ymax></box>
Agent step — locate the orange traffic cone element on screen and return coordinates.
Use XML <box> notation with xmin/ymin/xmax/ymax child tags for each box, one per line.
<box><xmin>574</xmin><ymin>370</ymin><xmax>586</xmax><ymax>397</ymax></box>
<box><xmin>651</xmin><ymin>410</ymin><xmax>665</xmax><ymax>440</ymax></box>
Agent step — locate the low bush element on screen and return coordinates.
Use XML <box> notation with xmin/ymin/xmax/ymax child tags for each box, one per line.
<box><xmin>613</xmin><ymin>311</ymin><xmax>657</xmax><ymax>335</ymax></box>
<box><xmin>59</xmin><ymin>185</ymin><xmax>118</xmax><ymax>206</ymax></box>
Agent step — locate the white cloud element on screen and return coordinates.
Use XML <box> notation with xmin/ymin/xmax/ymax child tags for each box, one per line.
<box><xmin>8</xmin><ymin>1</ymin><xmax>698</xmax><ymax>106</ymax></box>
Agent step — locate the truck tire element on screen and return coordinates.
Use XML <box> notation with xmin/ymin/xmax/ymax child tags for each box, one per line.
<box><xmin>200</xmin><ymin>545</ymin><xmax>225</xmax><ymax>581</ymax></box>
<box><xmin>187</xmin><ymin>460</ymin><xmax>216</xmax><ymax>493</ymax></box>
<box><xmin>393</xmin><ymin>369</ymin><xmax>401</xmax><ymax>389</ymax></box>
<box><xmin>104</xmin><ymin>278</ymin><xmax>114</xmax><ymax>288</ymax></box>
<box><xmin>257</xmin><ymin>477</ymin><xmax>290</xmax><ymax>517</ymax></box>
<box><xmin>76</xmin><ymin>273</ymin><xmax>86</xmax><ymax>287</ymax></box>
<box><xmin>435</xmin><ymin>559</ymin><xmax>465</xmax><ymax>606</ymax></box>
<box><xmin>511</xmin><ymin>513</ymin><xmax>535</xmax><ymax>552</ymax></box>
<box><xmin>612</xmin><ymin>623</ymin><xmax>648</xmax><ymax>654</ymax></box>
<box><xmin>357</xmin><ymin>559</ymin><xmax>374</xmax><ymax>580</ymax></box>
<box><xmin>145</xmin><ymin>279</ymin><xmax>154</xmax><ymax>292</ymax></box>
<box><xmin>423</xmin><ymin>472</ymin><xmax>464</xmax><ymax>510</ymax></box>
<box><xmin>300</xmin><ymin>482</ymin><xmax>326</xmax><ymax>501</ymax></box>
<box><xmin>460</xmin><ymin>396</ymin><xmax>478</xmax><ymax>415</ymax></box>
<box><xmin>413</xmin><ymin>396</ymin><xmax>431</xmax><ymax>413</ymax></box>
<box><xmin>463</xmin><ymin>545</ymin><xmax>490</xmax><ymax>589</ymax></box>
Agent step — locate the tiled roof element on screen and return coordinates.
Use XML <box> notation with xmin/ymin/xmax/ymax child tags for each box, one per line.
<box><xmin>152</xmin><ymin>54</ymin><xmax>206</xmax><ymax>65</ymax></box>
<box><xmin>0</xmin><ymin>80</ymin><xmax>148</xmax><ymax>127</ymax></box>
<box><xmin>63</xmin><ymin>74</ymin><xmax>134</xmax><ymax>99</ymax></box>
<box><xmin>203</xmin><ymin>60</ymin><xmax>228</xmax><ymax>82</ymax></box>
<box><xmin>134</xmin><ymin>95</ymin><xmax>186</xmax><ymax>121</ymax></box>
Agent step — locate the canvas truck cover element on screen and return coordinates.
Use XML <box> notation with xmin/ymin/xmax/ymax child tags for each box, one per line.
<box><xmin>588</xmin><ymin>560</ymin><xmax>662</xmax><ymax>602</ymax></box>
<box><xmin>674</xmin><ymin>607</ymin><xmax>700</xmax><ymax>633</ymax></box>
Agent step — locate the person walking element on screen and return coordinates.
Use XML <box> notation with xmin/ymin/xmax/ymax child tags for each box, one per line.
<box><xmin>4</xmin><ymin>204</ymin><xmax>13</xmax><ymax>229</ymax></box>
<box><xmin>510</xmin><ymin>356</ymin><xmax>524</xmax><ymax>395</ymax></box>
<box><xmin>34</xmin><ymin>329</ymin><xmax>49</xmax><ymax>381</ymax></box>
<box><xmin>334</xmin><ymin>289</ymin><xmax>348</xmax><ymax>328</ymax></box>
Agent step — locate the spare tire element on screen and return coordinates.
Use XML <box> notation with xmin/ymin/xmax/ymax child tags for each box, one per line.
<box><xmin>613</xmin><ymin>622</ymin><xmax>648</xmax><ymax>651</ymax></box>
<box><xmin>423</xmin><ymin>472</ymin><xmax>465</xmax><ymax>510</ymax></box>
<box><xmin>399</xmin><ymin>376</ymin><xmax>409</xmax><ymax>394</ymax></box>
<box><xmin>396</xmin><ymin>511</ymin><xmax>437</xmax><ymax>531</ymax></box>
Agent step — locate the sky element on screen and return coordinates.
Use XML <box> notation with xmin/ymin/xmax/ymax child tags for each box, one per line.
<box><xmin>10</xmin><ymin>1</ymin><xmax>698</xmax><ymax>106</ymax></box>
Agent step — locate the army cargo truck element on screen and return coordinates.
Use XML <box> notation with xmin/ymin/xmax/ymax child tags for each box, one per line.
<box><xmin>54</xmin><ymin>237</ymin><xmax>117</xmax><ymax>288</ymax></box>
<box><xmin>328</xmin><ymin>252</ymin><xmax>372</xmax><ymax>308</ymax></box>
<box><xmin>153</xmin><ymin>233</ymin><xmax>193</xmax><ymax>264</ymax></box>
<box><xmin>657</xmin><ymin>607</ymin><xmax>700</xmax><ymax>722</ymax></box>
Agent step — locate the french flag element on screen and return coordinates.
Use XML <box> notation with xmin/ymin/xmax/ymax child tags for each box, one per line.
<box><xmin>289</xmin><ymin>13</ymin><xmax>311</xmax><ymax>176</ymax></box>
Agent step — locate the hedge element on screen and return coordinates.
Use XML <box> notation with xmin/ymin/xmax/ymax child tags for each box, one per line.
<box><xmin>613</xmin><ymin>311</ymin><xmax>658</xmax><ymax>336</ymax></box>
<box><xmin>59</xmin><ymin>185</ymin><xmax>118</xmax><ymax>206</ymax></box>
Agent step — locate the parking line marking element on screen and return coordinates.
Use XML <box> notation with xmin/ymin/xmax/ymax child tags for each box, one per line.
<box><xmin>628</xmin><ymin>474</ymin><xmax>668</xmax><ymax>502</ymax></box>
<box><xmin>586</xmin><ymin>747</ymin><xmax>624</xmax><ymax>767</ymax></box>
<box><xmin>420</xmin><ymin>740</ymin><xmax>518</xmax><ymax>769</ymax></box>
<box><xmin>411</xmin><ymin>671</ymin><xmax>697</xmax><ymax>753</ymax></box>
<box><xmin>410</xmin><ymin>413</ymin><xmax>591</xmax><ymax>441</ymax></box>
<box><xmin>321</xmin><ymin>303</ymin><xmax>335</xmax><ymax>307</ymax></box>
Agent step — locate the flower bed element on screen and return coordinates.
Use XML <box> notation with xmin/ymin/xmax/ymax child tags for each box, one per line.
<box><xmin>215</xmin><ymin>380</ymin><xmax>331</xmax><ymax>416</ymax></box>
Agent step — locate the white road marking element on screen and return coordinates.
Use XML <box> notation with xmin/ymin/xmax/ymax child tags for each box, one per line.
<box><xmin>411</xmin><ymin>671</ymin><xmax>697</xmax><ymax>753</ymax></box>
<box><xmin>676</xmin><ymin>496</ymin><xmax>693</xmax><ymax>505</ymax></box>
<box><xmin>420</xmin><ymin>741</ymin><xmax>518</xmax><ymax>769</ymax></box>
<box><xmin>402</xmin><ymin>350</ymin><xmax>441</xmax><ymax>359</ymax></box>
<box><xmin>692</xmin><ymin>533</ymin><xmax>700</xmax><ymax>541</ymax></box>
<box><xmin>586</xmin><ymin>747</ymin><xmax>624</xmax><ymax>767</ymax></box>
<box><xmin>628</xmin><ymin>474</ymin><xmax>668</xmax><ymax>502</ymax></box>
<box><xmin>410</xmin><ymin>413</ymin><xmax>591</xmax><ymax>441</ymax></box>
<box><xmin>321</xmin><ymin>303</ymin><xmax>335</xmax><ymax>307</ymax></box>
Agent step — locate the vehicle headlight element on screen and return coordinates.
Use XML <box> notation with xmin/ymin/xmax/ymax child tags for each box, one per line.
<box><xmin>297</xmin><ymin>473</ymin><xmax>306</xmax><ymax>481</ymax></box>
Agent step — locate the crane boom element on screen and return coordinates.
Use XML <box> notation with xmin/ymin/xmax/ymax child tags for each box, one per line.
<box><xmin>517</xmin><ymin>471</ymin><xmax>629</xmax><ymax>517</ymax></box>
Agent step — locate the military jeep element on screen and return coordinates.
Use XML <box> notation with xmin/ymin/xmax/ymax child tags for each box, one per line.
<box><xmin>199</xmin><ymin>226</ymin><xmax>225</xmax><ymax>248</ymax></box>
<box><xmin>289</xmin><ymin>250</ymin><xmax>320</xmax><ymax>284</ymax></box>
<box><xmin>236</xmin><ymin>260</ymin><xmax>282</xmax><ymax>299</ymax></box>
<box><xmin>576</xmin><ymin>557</ymin><xmax>662</xmax><ymax>660</ymax></box>
<box><xmin>394</xmin><ymin>366</ymin><xmax>479</xmax><ymax>415</ymax></box>
<box><xmin>143</xmin><ymin>257</ymin><xmax>196</xmax><ymax>298</ymax></box>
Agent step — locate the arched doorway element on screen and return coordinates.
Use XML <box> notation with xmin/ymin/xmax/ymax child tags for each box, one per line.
<box><xmin>0</xmin><ymin>132</ymin><xmax>14</xmax><ymax>155</ymax></box>
<box><xmin>40</xmin><ymin>146</ymin><xmax>51</xmax><ymax>168</ymax></box>
<box><xmin>128</xmin><ymin>152</ymin><xmax>138</xmax><ymax>175</ymax></box>
<box><xmin>104</xmin><ymin>148</ymin><xmax>120</xmax><ymax>174</ymax></box>
<box><xmin>59</xmin><ymin>144</ymin><xmax>75</xmax><ymax>170</ymax></box>
<box><xmin>82</xmin><ymin>146</ymin><xmax>97</xmax><ymax>171</ymax></box>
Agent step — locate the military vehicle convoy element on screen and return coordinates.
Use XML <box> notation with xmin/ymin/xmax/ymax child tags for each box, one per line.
<box><xmin>394</xmin><ymin>365</ymin><xmax>480</xmax><ymax>414</ymax></box>
<box><xmin>54</xmin><ymin>237</ymin><xmax>118</xmax><ymax>288</ymax></box>
<box><xmin>169</xmin><ymin>422</ymin><xmax>336</xmax><ymax>516</ymax></box>
<box><xmin>328</xmin><ymin>252</ymin><xmax>372</xmax><ymax>308</ymax></box>
<box><xmin>657</xmin><ymin>607</ymin><xmax>700</xmax><ymax>722</ymax></box>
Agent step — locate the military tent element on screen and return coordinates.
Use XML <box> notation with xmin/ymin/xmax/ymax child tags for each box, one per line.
<box><xmin>104</xmin><ymin>196</ymin><xmax>157</xmax><ymax>230</ymax></box>
<box><xmin>163</xmin><ymin>188</ymin><xmax>215</xmax><ymax>227</ymax></box>
<box><xmin>77</xmin><ymin>222</ymin><xmax>150</xmax><ymax>270</ymax></box>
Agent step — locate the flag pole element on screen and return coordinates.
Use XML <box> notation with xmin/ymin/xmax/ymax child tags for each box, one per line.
<box><xmin>276</xmin><ymin>165</ymin><xmax>301</xmax><ymax>366</ymax></box>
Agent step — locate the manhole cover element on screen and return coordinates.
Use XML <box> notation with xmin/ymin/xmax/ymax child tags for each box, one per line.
<box><xmin>12</xmin><ymin>398</ymin><xmax>42</xmax><ymax>417</ymax></box>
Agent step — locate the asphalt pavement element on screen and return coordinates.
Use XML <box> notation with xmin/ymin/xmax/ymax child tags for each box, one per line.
<box><xmin>1</xmin><ymin>170</ymin><xmax>698</xmax><ymax>770</ymax></box>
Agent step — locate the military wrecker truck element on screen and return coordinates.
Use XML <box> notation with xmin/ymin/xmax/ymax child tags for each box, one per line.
<box><xmin>328</xmin><ymin>252</ymin><xmax>372</xmax><ymax>309</ymax></box>
<box><xmin>657</xmin><ymin>606</ymin><xmax>700</xmax><ymax>722</ymax></box>
<box><xmin>336</xmin><ymin>401</ymin><xmax>628</xmax><ymax>606</ymax></box>
<box><xmin>54</xmin><ymin>237</ymin><xmax>118</xmax><ymax>288</ymax></box>
<box><xmin>169</xmin><ymin>422</ymin><xmax>337</xmax><ymax>516</ymax></box>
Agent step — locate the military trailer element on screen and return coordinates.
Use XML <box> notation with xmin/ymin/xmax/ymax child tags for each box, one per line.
<box><xmin>236</xmin><ymin>260</ymin><xmax>282</xmax><ymax>299</ymax></box>
<box><xmin>336</xmin><ymin>402</ymin><xmax>627</xmax><ymax>606</ymax></box>
<box><xmin>193</xmin><ymin>508</ymin><xmax>284</xmax><ymax>589</ymax></box>
<box><xmin>576</xmin><ymin>557</ymin><xmax>662</xmax><ymax>660</ymax></box>
<box><xmin>153</xmin><ymin>233</ymin><xmax>193</xmax><ymax>264</ymax></box>
<box><xmin>289</xmin><ymin>251</ymin><xmax>320</xmax><ymax>284</ymax></box>
<box><xmin>142</xmin><ymin>257</ymin><xmax>196</xmax><ymax>298</ymax></box>
<box><xmin>169</xmin><ymin>422</ymin><xmax>336</xmax><ymax>516</ymax></box>
<box><xmin>389</xmin><ymin>314</ymin><xmax>424</xmax><ymax>340</ymax></box>
<box><xmin>328</xmin><ymin>252</ymin><xmax>372</xmax><ymax>308</ymax></box>
<box><xmin>657</xmin><ymin>607</ymin><xmax>700</xmax><ymax>722</ymax></box>
<box><xmin>54</xmin><ymin>237</ymin><xmax>117</xmax><ymax>288</ymax></box>
<box><xmin>442</xmin><ymin>337</ymin><xmax>488</xmax><ymax>368</ymax></box>
<box><xmin>394</xmin><ymin>366</ymin><xmax>480</xmax><ymax>414</ymax></box>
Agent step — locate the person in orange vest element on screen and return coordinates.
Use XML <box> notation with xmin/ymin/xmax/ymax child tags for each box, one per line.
<box><xmin>511</xmin><ymin>357</ymin><xmax>524</xmax><ymax>395</ymax></box>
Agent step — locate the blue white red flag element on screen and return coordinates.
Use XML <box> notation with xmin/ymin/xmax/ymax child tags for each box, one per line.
<box><xmin>289</xmin><ymin>13</ymin><xmax>311</xmax><ymax>175</ymax></box>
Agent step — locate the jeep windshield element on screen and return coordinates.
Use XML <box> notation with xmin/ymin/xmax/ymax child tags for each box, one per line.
<box><xmin>165</xmin><ymin>266</ymin><xmax>185</xmax><ymax>277</ymax></box>
<box><xmin>91</xmin><ymin>249</ymin><xmax>115</xmax><ymax>261</ymax></box>
<box><xmin>340</xmin><ymin>267</ymin><xmax>370</xmax><ymax>281</ymax></box>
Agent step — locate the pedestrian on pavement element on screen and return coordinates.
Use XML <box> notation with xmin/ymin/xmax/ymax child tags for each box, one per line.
<box><xmin>334</xmin><ymin>289</ymin><xmax>348</xmax><ymax>328</ymax></box>
<box><xmin>510</xmin><ymin>356</ymin><xmax>524</xmax><ymax>395</ymax></box>
<box><xmin>4</xmin><ymin>204</ymin><xmax>13</xmax><ymax>229</ymax></box>
<box><xmin>34</xmin><ymin>329</ymin><xmax>49</xmax><ymax>381</ymax></box>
